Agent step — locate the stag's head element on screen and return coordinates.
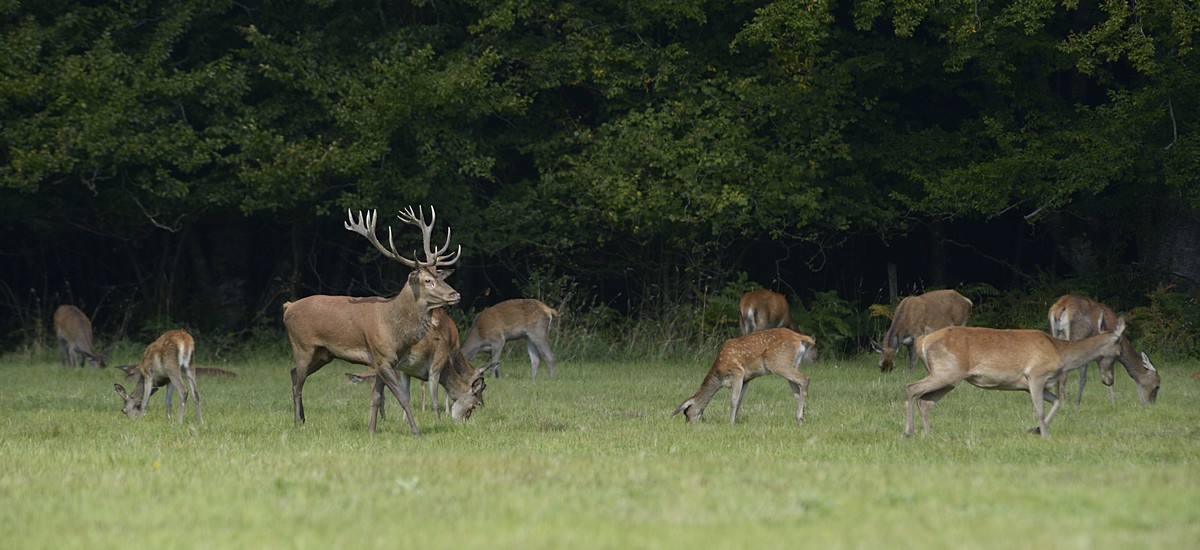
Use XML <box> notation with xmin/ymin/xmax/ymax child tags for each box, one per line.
<box><xmin>113</xmin><ymin>383</ymin><xmax>145</xmax><ymax>419</ymax></box>
<box><xmin>346</xmin><ymin>206</ymin><xmax>461</xmax><ymax>308</ymax></box>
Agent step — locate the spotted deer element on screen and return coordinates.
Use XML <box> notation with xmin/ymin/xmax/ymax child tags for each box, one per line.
<box><xmin>673</xmin><ymin>328</ymin><xmax>815</xmax><ymax>425</ymax></box>
<box><xmin>113</xmin><ymin>329</ymin><xmax>202</xmax><ymax>423</ymax></box>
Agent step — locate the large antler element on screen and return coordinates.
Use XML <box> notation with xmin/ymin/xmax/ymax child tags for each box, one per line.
<box><xmin>343</xmin><ymin>206</ymin><xmax>460</xmax><ymax>269</ymax></box>
<box><xmin>344</xmin><ymin>209</ymin><xmax>419</xmax><ymax>268</ymax></box>
<box><xmin>395</xmin><ymin>206</ymin><xmax>461</xmax><ymax>268</ymax></box>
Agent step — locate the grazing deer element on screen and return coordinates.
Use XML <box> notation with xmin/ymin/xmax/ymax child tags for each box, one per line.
<box><xmin>738</xmin><ymin>289</ymin><xmax>798</xmax><ymax>335</ymax></box>
<box><xmin>874</xmin><ymin>289</ymin><xmax>972</xmax><ymax>372</ymax></box>
<box><xmin>1048</xmin><ymin>295</ymin><xmax>1160</xmax><ymax>405</ymax></box>
<box><xmin>462</xmin><ymin>298</ymin><xmax>557</xmax><ymax>378</ymax></box>
<box><xmin>113</xmin><ymin>330</ymin><xmax>202</xmax><ymax>423</ymax></box>
<box><xmin>283</xmin><ymin>207</ymin><xmax>462</xmax><ymax>435</ymax></box>
<box><xmin>904</xmin><ymin>319</ymin><xmax>1126</xmax><ymax>438</ymax></box>
<box><xmin>52</xmin><ymin>305</ymin><xmax>107</xmax><ymax>368</ymax></box>
<box><xmin>673</xmin><ymin>328</ymin><xmax>815</xmax><ymax>425</ymax></box>
<box><xmin>342</xmin><ymin>308</ymin><xmax>495</xmax><ymax>425</ymax></box>
<box><xmin>121</xmin><ymin>365</ymin><xmax>235</xmax><ymax>413</ymax></box>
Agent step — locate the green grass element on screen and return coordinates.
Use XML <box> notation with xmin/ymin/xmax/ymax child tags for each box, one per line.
<box><xmin>1</xmin><ymin>351</ymin><xmax>1197</xmax><ymax>549</ymax></box>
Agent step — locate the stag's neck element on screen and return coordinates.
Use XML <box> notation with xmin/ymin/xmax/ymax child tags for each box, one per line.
<box><xmin>385</xmin><ymin>287</ymin><xmax>436</xmax><ymax>341</ymax></box>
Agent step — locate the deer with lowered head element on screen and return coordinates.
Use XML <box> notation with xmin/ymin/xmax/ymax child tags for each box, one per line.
<box><xmin>283</xmin><ymin>206</ymin><xmax>478</xmax><ymax>435</ymax></box>
<box><xmin>114</xmin><ymin>329</ymin><xmax>202</xmax><ymax>423</ymax></box>
<box><xmin>462</xmin><ymin>298</ymin><xmax>557</xmax><ymax>378</ymax></box>
<box><xmin>1048</xmin><ymin>295</ymin><xmax>1160</xmax><ymax>405</ymax></box>
<box><xmin>904</xmin><ymin>318</ymin><xmax>1126</xmax><ymax>438</ymax></box>
<box><xmin>874</xmin><ymin>289</ymin><xmax>972</xmax><ymax>372</ymax></box>
<box><xmin>53</xmin><ymin>305</ymin><xmax>107</xmax><ymax>368</ymax></box>
<box><xmin>673</xmin><ymin>328</ymin><xmax>816</xmax><ymax>425</ymax></box>
<box><xmin>342</xmin><ymin>308</ymin><xmax>496</xmax><ymax>427</ymax></box>
<box><xmin>738</xmin><ymin>289</ymin><xmax>798</xmax><ymax>335</ymax></box>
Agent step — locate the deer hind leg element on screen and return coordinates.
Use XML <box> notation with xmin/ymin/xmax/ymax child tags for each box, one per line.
<box><xmin>368</xmin><ymin>377</ymin><xmax>386</xmax><ymax>432</ymax></box>
<box><xmin>186</xmin><ymin>366</ymin><xmax>203</xmax><ymax>424</ymax></box>
<box><xmin>290</xmin><ymin>349</ymin><xmax>331</xmax><ymax>426</ymax></box>
<box><xmin>531</xmin><ymin>335</ymin><xmax>556</xmax><ymax>377</ymax></box>
<box><xmin>784</xmin><ymin>374</ymin><xmax>810</xmax><ymax>425</ymax></box>
<box><xmin>904</xmin><ymin>376</ymin><xmax>956</xmax><ymax>436</ymax></box>
<box><xmin>489</xmin><ymin>343</ymin><xmax>505</xmax><ymax>378</ymax></box>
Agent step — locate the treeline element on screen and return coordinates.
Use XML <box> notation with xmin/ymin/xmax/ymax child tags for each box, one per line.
<box><xmin>1</xmin><ymin>1</ymin><xmax>1197</xmax><ymax>354</ymax></box>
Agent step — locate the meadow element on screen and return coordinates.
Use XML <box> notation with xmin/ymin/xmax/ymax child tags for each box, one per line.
<box><xmin>1</xmin><ymin>347</ymin><xmax>1197</xmax><ymax>549</ymax></box>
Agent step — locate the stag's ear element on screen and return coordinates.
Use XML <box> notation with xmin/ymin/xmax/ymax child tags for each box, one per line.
<box><xmin>1141</xmin><ymin>352</ymin><xmax>1158</xmax><ymax>372</ymax></box>
<box><xmin>113</xmin><ymin>383</ymin><xmax>128</xmax><ymax>399</ymax></box>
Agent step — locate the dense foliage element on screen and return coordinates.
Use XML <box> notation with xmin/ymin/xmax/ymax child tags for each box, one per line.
<box><xmin>1</xmin><ymin>1</ymin><xmax>1197</xmax><ymax>353</ymax></box>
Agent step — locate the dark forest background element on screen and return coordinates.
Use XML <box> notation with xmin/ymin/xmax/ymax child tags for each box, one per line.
<box><xmin>2</xmin><ymin>0</ymin><xmax>1198</xmax><ymax>359</ymax></box>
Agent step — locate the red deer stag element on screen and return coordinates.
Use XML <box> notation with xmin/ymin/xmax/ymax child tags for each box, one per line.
<box><xmin>52</xmin><ymin>305</ymin><xmax>107</xmax><ymax>368</ymax></box>
<box><xmin>462</xmin><ymin>298</ymin><xmax>557</xmax><ymax>378</ymax></box>
<box><xmin>283</xmin><ymin>207</ymin><xmax>463</xmax><ymax>435</ymax></box>
<box><xmin>673</xmin><ymin>328</ymin><xmax>816</xmax><ymax>425</ymax></box>
<box><xmin>904</xmin><ymin>319</ymin><xmax>1125</xmax><ymax>438</ymax></box>
<box><xmin>113</xmin><ymin>330</ymin><xmax>202</xmax><ymax>423</ymax></box>
<box><xmin>874</xmin><ymin>289</ymin><xmax>972</xmax><ymax>372</ymax></box>
<box><xmin>738</xmin><ymin>289</ymin><xmax>798</xmax><ymax>335</ymax></box>
<box><xmin>342</xmin><ymin>308</ymin><xmax>496</xmax><ymax>426</ymax></box>
<box><xmin>1048</xmin><ymin>295</ymin><xmax>1160</xmax><ymax>405</ymax></box>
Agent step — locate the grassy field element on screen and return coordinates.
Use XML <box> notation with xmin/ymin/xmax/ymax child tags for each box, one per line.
<box><xmin>1</xmin><ymin>348</ymin><xmax>1197</xmax><ymax>549</ymax></box>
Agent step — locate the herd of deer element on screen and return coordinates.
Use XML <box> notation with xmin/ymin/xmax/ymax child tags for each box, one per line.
<box><xmin>50</xmin><ymin>206</ymin><xmax>1162</xmax><ymax>439</ymax></box>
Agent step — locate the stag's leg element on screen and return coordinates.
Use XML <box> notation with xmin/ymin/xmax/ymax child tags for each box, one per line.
<box><xmin>290</xmin><ymin>348</ymin><xmax>332</xmax><ymax>426</ymax></box>
<box><xmin>375</xmin><ymin>366</ymin><xmax>420</xmax><ymax>436</ymax></box>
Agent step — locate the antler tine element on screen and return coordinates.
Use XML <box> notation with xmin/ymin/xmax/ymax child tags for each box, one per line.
<box><xmin>344</xmin><ymin>209</ymin><xmax>418</xmax><ymax>268</ymax></box>
<box><xmin>394</xmin><ymin>205</ymin><xmax>457</xmax><ymax>267</ymax></box>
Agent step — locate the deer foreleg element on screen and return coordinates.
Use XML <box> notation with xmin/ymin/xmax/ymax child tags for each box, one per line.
<box><xmin>368</xmin><ymin>377</ymin><xmax>386</xmax><ymax>432</ymax></box>
<box><xmin>729</xmin><ymin>375</ymin><xmax>746</xmax><ymax>424</ymax></box>
<box><xmin>376</xmin><ymin>367</ymin><xmax>420</xmax><ymax>436</ymax></box>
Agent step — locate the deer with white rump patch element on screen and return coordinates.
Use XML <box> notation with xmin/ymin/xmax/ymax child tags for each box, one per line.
<box><xmin>462</xmin><ymin>298</ymin><xmax>557</xmax><ymax>378</ymax></box>
<box><xmin>113</xmin><ymin>329</ymin><xmax>202</xmax><ymax>423</ymax></box>
<box><xmin>283</xmin><ymin>206</ymin><xmax>467</xmax><ymax>435</ymax></box>
<box><xmin>673</xmin><ymin>328</ymin><xmax>815</xmax><ymax>425</ymax></box>
<box><xmin>1048</xmin><ymin>295</ymin><xmax>1159</xmax><ymax>405</ymax></box>
<box><xmin>53</xmin><ymin>305</ymin><xmax>107</xmax><ymax>368</ymax></box>
<box><xmin>874</xmin><ymin>289</ymin><xmax>972</xmax><ymax>372</ymax></box>
<box><xmin>904</xmin><ymin>319</ymin><xmax>1126</xmax><ymax>438</ymax></box>
<box><xmin>738</xmin><ymin>289</ymin><xmax>798</xmax><ymax>335</ymax></box>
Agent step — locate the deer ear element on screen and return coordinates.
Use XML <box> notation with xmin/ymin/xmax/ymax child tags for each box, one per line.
<box><xmin>869</xmin><ymin>339</ymin><xmax>883</xmax><ymax>353</ymax></box>
<box><xmin>1141</xmin><ymin>352</ymin><xmax>1157</xmax><ymax>372</ymax></box>
<box><xmin>1113</xmin><ymin>317</ymin><xmax>1126</xmax><ymax>337</ymax></box>
<box><xmin>113</xmin><ymin>383</ymin><xmax>128</xmax><ymax>399</ymax></box>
